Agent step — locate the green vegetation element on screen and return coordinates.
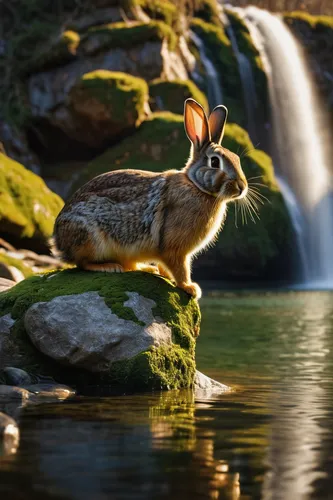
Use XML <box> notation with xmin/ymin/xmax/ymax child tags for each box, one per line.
<box><xmin>0</xmin><ymin>153</ymin><xmax>64</xmax><ymax>244</ymax></box>
<box><xmin>82</xmin><ymin>20</ymin><xmax>177</xmax><ymax>53</ymax></box>
<box><xmin>0</xmin><ymin>269</ymin><xmax>200</xmax><ymax>390</ymax></box>
<box><xmin>149</xmin><ymin>79</ymin><xmax>208</xmax><ymax>114</ymax></box>
<box><xmin>72</xmin><ymin>113</ymin><xmax>291</xmax><ymax>279</ymax></box>
<box><xmin>190</xmin><ymin>18</ymin><xmax>246</xmax><ymax>127</ymax></box>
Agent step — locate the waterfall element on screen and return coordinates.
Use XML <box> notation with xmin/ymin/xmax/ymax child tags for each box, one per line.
<box><xmin>190</xmin><ymin>31</ymin><xmax>223</xmax><ymax>108</ymax></box>
<box><xmin>222</xmin><ymin>10</ymin><xmax>259</xmax><ymax>143</ymax></box>
<box><xmin>242</xmin><ymin>7</ymin><xmax>333</xmax><ymax>286</ymax></box>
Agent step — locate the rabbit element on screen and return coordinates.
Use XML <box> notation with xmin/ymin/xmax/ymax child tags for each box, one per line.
<box><xmin>54</xmin><ymin>98</ymin><xmax>248</xmax><ymax>299</ymax></box>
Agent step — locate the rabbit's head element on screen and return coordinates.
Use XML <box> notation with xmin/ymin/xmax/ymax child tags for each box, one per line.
<box><xmin>184</xmin><ymin>99</ymin><xmax>247</xmax><ymax>201</ymax></box>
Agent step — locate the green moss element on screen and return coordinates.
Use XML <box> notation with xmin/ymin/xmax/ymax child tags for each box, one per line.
<box><xmin>0</xmin><ymin>270</ymin><xmax>199</xmax><ymax>389</ymax></box>
<box><xmin>149</xmin><ymin>79</ymin><xmax>208</xmax><ymax>114</ymax></box>
<box><xmin>108</xmin><ymin>344</ymin><xmax>196</xmax><ymax>390</ymax></box>
<box><xmin>72</xmin><ymin>112</ymin><xmax>187</xmax><ymax>190</ymax></box>
<box><xmin>193</xmin><ymin>0</ymin><xmax>220</xmax><ymax>25</ymax></box>
<box><xmin>284</xmin><ymin>11</ymin><xmax>333</xmax><ymax>30</ymax></box>
<box><xmin>191</xmin><ymin>18</ymin><xmax>245</xmax><ymax>127</ymax></box>
<box><xmin>0</xmin><ymin>153</ymin><xmax>64</xmax><ymax>243</ymax></box>
<box><xmin>0</xmin><ymin>254</ymin><xmax>33</xmax><ymax>278</ymax></box>
<box><xmin>139</xmin><ymin>0</ymin><xmax>178</xmax><ymax>27</ymax></box>
<box><xmin>70</xmin><ymin>70</ymin><xmax>148</xmax><ymax>131</ymax></box>
<box><xmin>82</xmin><ymin>20</ymin><xmax>177</xmax><ymax>53</ymax></box>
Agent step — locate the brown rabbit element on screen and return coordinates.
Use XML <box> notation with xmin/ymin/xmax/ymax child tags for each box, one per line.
<box><xmin>54</xmin><ymin>99</ymin><xmax>248</xmax><ymax>299</ymax></box>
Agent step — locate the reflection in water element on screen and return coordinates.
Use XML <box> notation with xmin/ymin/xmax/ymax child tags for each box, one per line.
<box><xmin>1</xmin><ymin>291</ymin><xmax>333</xmax><ymax>499</ymax></box>
<box><xmin>262</xmin><ymin>293</ymin><xmax>331</xmax><ymax>500</ymax></box>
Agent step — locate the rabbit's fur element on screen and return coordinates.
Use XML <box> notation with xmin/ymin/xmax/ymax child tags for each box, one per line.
<box><xmin>54</xmin><ymin>99</ymin><xmax>248</xmax><ymax>299</ymax></box>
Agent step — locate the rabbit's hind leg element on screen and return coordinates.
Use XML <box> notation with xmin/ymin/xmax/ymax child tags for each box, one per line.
<box><xmin>82</xmin><ymin>262</ymin><xmax>124</xmax><ymax>273</ymax></box>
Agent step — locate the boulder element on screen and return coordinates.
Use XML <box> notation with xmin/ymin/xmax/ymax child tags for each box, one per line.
<box><xmin>52</xmin><ymin>70</ymin><xmax>149</xmax><ymax>148</ymax></box>
<box><xmin>149</xmin><ymin>79</ymin><xmax>208</xmax><ymax>114</ymax></box>
<box><xmin>194</xmin><ymin>371</ymin><xmax>229</xmax><ymax>396</ymax></box>
<box><xmin>73</xmin><ymin>112</ymin><xmax>293</xmax><ymax>280</ymax></box>
<box><xmin>0</xmin><ymin>152</ymin><xmax>64</xmax><ymax>251</ymax></box>
<box><xmin>0</xmin><ymin>270</ymin><xmax>200</xmax><ymax>391</ymax></box>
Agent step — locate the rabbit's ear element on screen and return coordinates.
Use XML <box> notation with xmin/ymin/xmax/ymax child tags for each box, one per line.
<box><xmin>209</xmin><ymin>105</ymin><xmax>228</xmax><ymax>145</ymax></box>
<box><xmin>184</xmin><ymin>99</ymin><xmax>210</xmax><ymax>150</ymax></box>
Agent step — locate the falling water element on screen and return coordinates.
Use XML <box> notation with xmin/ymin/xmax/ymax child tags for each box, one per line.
<box><xmin>222</xmin><ymin>10</ymin><xmax>259</xmax><ymax>143</ymax></box>
<box><xmin>190</xmin><ymin>31</ymin><xmax>223</xmax><ymax>108</ymax></box>
<box><xmin>243</xmin><ymin>7</ymin><xmax>333</xmax><ymax>285</ymax></box>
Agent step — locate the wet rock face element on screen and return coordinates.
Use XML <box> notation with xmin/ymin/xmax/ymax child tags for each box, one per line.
<box><xmin>24</xmin><ymin>291</ymin><xmax>173</xmax><ymax>372</ymax></box>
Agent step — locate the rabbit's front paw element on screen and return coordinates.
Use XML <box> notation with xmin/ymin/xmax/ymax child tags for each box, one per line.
<box><xmin>179</xmin><ymin>282</ymin><xmax>202</xmax><ymax>300</ymax></box>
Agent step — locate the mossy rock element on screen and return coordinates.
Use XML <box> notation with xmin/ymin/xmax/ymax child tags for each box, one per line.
<box><xmin>139</xmin><ymin>0</ymin><xmax>178</xmax><ymax>28</ymax></box>
<box><xmin>72</xmin><ymin>112</ymin><xmax>293</xmax><ymax>280</ymax></box>
<box><xmin>0</xmin><ymin>270</ymin><xmax>200</xmax><ymax>391</ymax></box>
<box><xmin>193</xmin><ymin>0</ymin><xmax>220</xmax><ymax>25</ymax></box>
<box><xmin>190</xmin><ymin>18</ymin><xmax>245</xmax><ymax>128</ymax></box>
<box><xmin>81</xmin><ymin>20</ymin><xmax>177</xmax><ymax>54</ymax></box>
<box><xmin>0</xmin><ymin>153</ymin><xmax>63</xmax><ymax>251</ymax></box>
<box><xmin>28</xmin><ymin>30</ymin><xmax>80</xmax><ymax>73</ymax></box>
<box><xmin>67</xmin><ymin>70</ymin><xmax>149</xmax><ymax>148</ymax></box>
<box><xmin>149</xmin><ymin>79</ymin><xmax>208</xmax><ymax>114</ymax></box>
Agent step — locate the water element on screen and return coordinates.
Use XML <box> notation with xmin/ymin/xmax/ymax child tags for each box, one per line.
<box><xmin>190</xmin><ymin>31</ymin><xmax>223</xmax><ymax>108</ymax></box>
<box><xmin>243</xmin><ymin>8</ymin><xmax>333</xmax><ymax>285</ymax></box>
<box><xmin>2</xmin><ymin>290</ymin><xmax>333</xmax><ymax>499</ymax></box>
<box><xmin>222</xmin><ymin>10</ymin><xmax>259</xmax><ymax>143</ymax></box>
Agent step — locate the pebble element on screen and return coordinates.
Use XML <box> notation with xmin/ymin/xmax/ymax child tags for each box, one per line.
<box><xmin>0</xmin><ymin>412</ymin><xmax>19</xmax><ymax>455</ymax></box>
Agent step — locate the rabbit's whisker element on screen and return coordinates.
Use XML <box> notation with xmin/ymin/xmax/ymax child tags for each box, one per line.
<box><xmin>247</xmin><ymin>175</ymin><xmax>264</xmax><ymax>181</ymax></box>
<box><xmin>248</xmin><ymin>187</ymin><xmax>271</xmax><ymax>204</ymax></box>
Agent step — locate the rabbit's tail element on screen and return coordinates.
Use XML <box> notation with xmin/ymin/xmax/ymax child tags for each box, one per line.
<box><xmin>48</xmin><ymin>235</ymin><xmax>73</xmax><ymax>263</ymax></box>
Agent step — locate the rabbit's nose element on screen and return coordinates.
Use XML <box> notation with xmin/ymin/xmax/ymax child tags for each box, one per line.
<box><xmin>237</xmin><ymin>179</ymin><xmax>246</xmax><ymax>195</ymax></box>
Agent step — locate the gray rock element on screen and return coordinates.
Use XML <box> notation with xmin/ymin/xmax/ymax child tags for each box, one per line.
<box><xmin>2</xmin><ymin>367</ymin><xmax>32</xmax><ymax>386</ymax></box>
<box><xmin>24</xmin><ymin>291</ymin><xmax>172</xmax><ymax>372</ymax></box>
<box><xmin>194</xmin><ymin>371</ymin><xmax>229</xmax><ymax>397</ymax></box>
<box><xmin>0</xmin><ymin>313</ymin><xmax>26</xmax><ymax>370</ymax></box>
<box><xmin>0</xmin><ymin>385</ymin><xmax>34</xmax><ymax>419</ymax></box>
<box><xmin>0</xmin><ymin>313</ymin><xmax>15</xmax><ymax>365</ymax></box>
<box><xmin>0</xmin><ymin>412</ymin><xmax>19</xmax><ymax>455</ymax></box>
<box><xmin>22</xmin><ymin>384</ymin><xmax>76</xmax><ymax>401</ymax></box>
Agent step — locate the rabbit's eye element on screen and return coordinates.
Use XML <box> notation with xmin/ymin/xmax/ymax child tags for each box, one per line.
<box><xmin>211</xmin><ymin>156</ymin><xmax>220</xmax><ymax>169</ymax></box>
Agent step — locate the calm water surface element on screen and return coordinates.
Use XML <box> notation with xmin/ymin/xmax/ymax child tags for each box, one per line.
<box><xmin>1</xmin><ymin>290</ymin><xmax>333</xmax><ymax>499</ymax></box>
